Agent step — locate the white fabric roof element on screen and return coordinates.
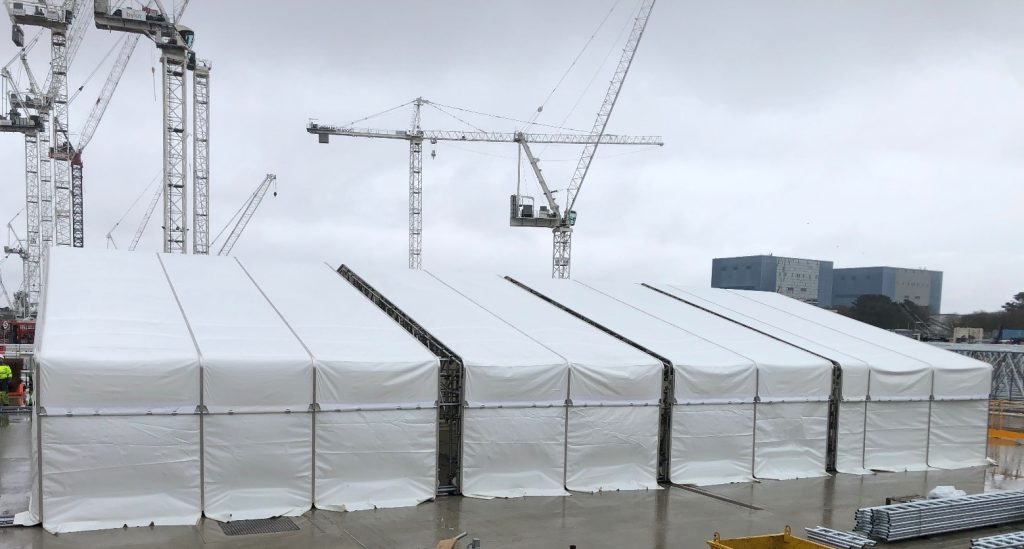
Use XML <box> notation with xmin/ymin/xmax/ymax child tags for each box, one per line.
<box><xmin>37</xmin><ymin>248</ymin><xmax>200</xmax><ymax>415</ymax></box>
<box><xmin>428</xmin><ymin>271</ymin><xmax>662</xmax><ymax>404</ymax></box>
<box><xmin>586</xmin><ymin>282</ymin><xmax>832</xmax><ymax>402</ymax></box>
<box><xmin>160</xmin><ymin>254</ymin><xmax>313</xmax><ymax>413</ymax></box>
<box><xmin>347</xmin><ymin>267</ymin><xmax>568</xmax><ymax>406</ymax></box>
<box><xmin>240</xmin><ymin>259</ymin><xmax>438</xmax><ymax>409</ymax></box>
<box><xmin>738</xmin><ymin>291</ymin><xmax>990</xmax><ymax>399</ymax></box>
<box><xmin>509</xmin><ymin>278</ymin><xmax>755</xmax><ymax>403</ymax></box>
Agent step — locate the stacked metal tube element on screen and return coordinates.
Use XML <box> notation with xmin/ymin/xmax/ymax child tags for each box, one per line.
<box><xmin>854</xmin><ymin>491</ymin><xmax>1024</xmax><ymax>542</ymax></box>
<box><xmin>805</xmin><ymin>526</ymin><xmax>877</xmax><ymax>548</ymax></box>
<box><xmin>972</xmin><ymin>531</ymin><xmax>1024</xmax><ymax>549</ymax></box>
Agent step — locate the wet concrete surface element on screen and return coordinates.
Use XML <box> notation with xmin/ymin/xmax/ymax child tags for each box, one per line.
<box><xmin>1</xmin><ymin>413</ymin><xmax>1022</xmax><ymax>549</ymax></box>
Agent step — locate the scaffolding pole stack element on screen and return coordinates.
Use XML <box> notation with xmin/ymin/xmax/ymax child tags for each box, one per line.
<box><xmin>805</xmin><ymin>527</ymin><xmax>876</xmax><ymax>548</ymax></box>
<box><xmin>854</xmin><ymin>491</ymin><xmax>1024</xmax><ymax>542</ymax></box>
<box><xmin>972</xmin><ymin>531</ymin><xmax>1024</xmax><ymax>549</ymax></box>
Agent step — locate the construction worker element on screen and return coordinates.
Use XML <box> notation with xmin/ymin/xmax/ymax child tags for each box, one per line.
<box><xmin>0</xmin><ymin>355</ymin><xmax>11</xmax><ymax>394</ymax></box>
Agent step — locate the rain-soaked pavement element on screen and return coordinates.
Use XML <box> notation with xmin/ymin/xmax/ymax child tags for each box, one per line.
<box><xmin>1</xmin><ymin>412</ymin><xmax>1022</xmax><ymax>549</ymax></box>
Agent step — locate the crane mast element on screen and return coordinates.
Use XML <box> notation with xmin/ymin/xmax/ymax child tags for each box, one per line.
<box><xmin>93</xmin><ymin>0</ymin><xmax>201</xmax><ymax>254</ymax></box>
<box><xmin>192</xmin><ymin>60</ymin><xmax>210</xmax><ymax>254</ymax></box>
<box><xmin>551</xmin><ymin>0</ymin><xmax>656</xmax><ymax>279</ymax></box>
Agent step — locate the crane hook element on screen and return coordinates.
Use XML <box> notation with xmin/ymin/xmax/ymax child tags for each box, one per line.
<box><xmin>431</xmin><ymin>149</ymin><xmax>436</xmax><ymax>159</ymax></box>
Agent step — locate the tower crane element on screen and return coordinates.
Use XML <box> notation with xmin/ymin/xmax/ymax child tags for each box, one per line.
<box><xmin>8</xmin><ymin>0</ymin><xmax>85</xmax><ymax>249</ymax></box>
<box><xmin>92</xmin><ymin>0</ymin><xmax>211</xmax><ymax>255</ymax></box>
<box><xmin>513</xmin><ymin>0</ymin><xmax>657</xmax><ymax>278</ymax></box>
<box><xmin>307</xmin><ymin>99</ymin><xmax>662</xmax><ymax>269</ymax></box>
<box><xmin>51</xmin><ymin>33</ymin><xmax>141</xmax><ymax>248</ymax></box>
<box><xmin>4</xmin><ymin>0</ymin><xmax>90</xmax><ymax>316</ymax></box>
<box><xmin>213</xmin><ymin>174</ymin><xmax>277</xmax><ymax>256</ymax></box>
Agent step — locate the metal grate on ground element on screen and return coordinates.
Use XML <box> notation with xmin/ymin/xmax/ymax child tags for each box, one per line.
<box><xmin>218</xmin><ymin>517</ymin><xmax>299</xmax><ymax>536</ymax></box>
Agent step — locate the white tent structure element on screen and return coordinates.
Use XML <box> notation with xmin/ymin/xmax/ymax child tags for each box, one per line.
<box><xmin>654</xmin><ymin>286</ymin><xmax>991</xmax><ymax>472</ymax></box>
<box><xmin>511</xmin><ymin>278</ymin><xmax>833</xmax><ymax>484</ymax></box>
<box><xmin>239</xmin><ymin>259</ymin><xmax>439</xmax><ymax>511</ymax></box>
<box><xmin>428</xmin><ymin>271</ymin><xmax>663</xmax><ymax>492</ymax></box>
<box><xmin>20</xmin><ymin>249</ymin><xmax>441</xmax><ymax>533</ymax></box>
<box><xmin>343</xmin><ymin>266</ymin><xmax>570</xmax><ymax>498</ymax></box>
<box><xmin>160</xmin><ymin>253</ymin><xmax>315</xmax><ymax>522</ymax></box>
<box><xmin>19</xmin><ymin>249</ymin><xmax>202</xmax><ymax>533</ymax></box>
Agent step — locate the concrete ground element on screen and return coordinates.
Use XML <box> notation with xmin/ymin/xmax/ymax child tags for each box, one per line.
<box><xmin>2</xmin><ymin>412</ymin><xmax>1023</xmax><ymax>549</ymax></box>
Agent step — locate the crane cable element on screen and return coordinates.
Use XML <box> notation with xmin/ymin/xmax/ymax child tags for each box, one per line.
<box><xmin>107</xmin><ymin>173</ymin><xmax>160</xmax><ymax>237</ymax></box>
<box><xmin>427</xmin><ymin>100</ymin><xmax>588</xmax><ymax>133</ymax></box>
<box><xmin>525</xmin><ymin>0</ymin><xmax>622</xmax><ymax>129</ymax></box>
<box><xmin>69</xmin><ymin>35</ymin><xmax>126</xmax><ymax>105</ymax></box>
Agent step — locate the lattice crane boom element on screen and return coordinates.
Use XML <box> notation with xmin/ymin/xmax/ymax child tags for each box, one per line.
<box><xmin>216</xmin><ymin>174</ymin><xmax>276</xmax><ymax>256</ymax></box>
<box><xmin>128</xmin><ymin>184</ymin><xmax>161</xmax><ymax>251</ymax></box>
<box><xmin>550</xmin><ymin>0</ymin><xmax>656</xmax><ymax>279</ymax></box>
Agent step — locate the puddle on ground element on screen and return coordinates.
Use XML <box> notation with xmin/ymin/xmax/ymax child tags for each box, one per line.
<box><xmin>987</xmin><ymin>438</ymin><xmax>1024</xmax><ymax>491</ymax></box>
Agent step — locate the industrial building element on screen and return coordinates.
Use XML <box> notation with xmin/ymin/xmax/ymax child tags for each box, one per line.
<box><xmin>712</xmin><ymin>256</ymin><xmax>944</xmax><ymax>313</ymax></box>
<box><xmin>710</xmin><ymin>255</ymin><xmax>834</xmax><ymax>307</ymax></box>
<box><xmin>832</xmin><ymin>266</ymin><xmax>943</xmax><ymax>314</ymax></box>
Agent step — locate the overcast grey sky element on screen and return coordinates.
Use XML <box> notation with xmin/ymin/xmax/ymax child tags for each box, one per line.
<box><xmin>2</xmin><ymin>0</ymin><xmax>1022</xmax><ymax>313</ymax></box>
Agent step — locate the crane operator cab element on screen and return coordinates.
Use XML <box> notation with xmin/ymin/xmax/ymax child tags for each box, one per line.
<box><xmin>176</xmin><ymin>24</ymin><xmax>197</xmax><ymax>69</ymax></box>
<box><xmin>509</xmin><ymin>195</ymin><xmax>575</xmax><ymax>228</ymax></box>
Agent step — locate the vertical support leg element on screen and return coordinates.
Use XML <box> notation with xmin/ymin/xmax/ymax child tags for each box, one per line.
<box><xmin>552</xmin><ymin>226</ymin><xmax>572</xmax><ymax>279</ymax></box>
<box><xmin>408</xmin><ymin>137</ymin><xmax>423</xmax><ymax>269</ymax></box>
<box><xmin>50</xmin><ymin>30</ymin><xmax>73</xmax><ymax>247</ymax></box>
<box><xmin>192</xmin><ymin>63</ymin><xmax>210</xmax><ymax>254</ymax></box>
<box><xmin>161</xmin><ymin>50</ymin><xmax>188</xmax><ymax>254</ymax></box>
<box><xmin>24</xmin><ymin>134</ymin><xmax>41</xmax><ymax>314</ymax></box>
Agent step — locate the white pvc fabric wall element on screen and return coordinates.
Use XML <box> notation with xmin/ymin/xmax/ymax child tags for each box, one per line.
<box><xmin>347</xmin><ymin>267</ymin><xmax>570</xmax><ymax>499</ymax></box>
<box><xmin>659</xmin><ymin>286</ymin><xmax>991</xmax><ymax>472</ymax></box>
<box><xmin>20</xmin><ymin>249</ymin><xmax>439</xmax><ymax>533</ymax></box>
<box><xmin>514</xmin><ymin>278</ymin><xmax>832</xmax><ymax>485</ymax></box>
<box><xmin>428</xmin><ymin>271</ymin><xmax>663</xmax><ymax>492</ymax></box>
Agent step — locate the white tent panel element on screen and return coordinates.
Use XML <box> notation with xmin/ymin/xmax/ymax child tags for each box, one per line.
<box><xmin>428</xmin><ymin>271</ymin><xmax>662</xmax><ymax>492</ymax></box>
<box><xmin>659</xmin><ymin>285</ymin><xmax>936</xmax><ymax>473</ymax></box>
<box><xmin>160</xmin><ymin>254</ymin><xmax>313</xmax><ymax>520</ymax></box>
<box><xmin>584</xmin><ymin>282</ymin><xmax>831</xmax><ymax>481</ymax></box>
<box><xmin>753</xmin><ymin>402</ymin><xmax>828</xmax><ymax>479</ymax></box>
<box><xmin>239</xmin><ymin>259</ymin><xmax>439</xmax><ymax>510</ymax></box>
<box><xmin>38</xmin><ymin>248</ymin><xmax>199</xmax><ymax>414</ymax></box>
<box><xmin>864</xmin><ymin>401</ymin><xmax>931</xmax><ymax>471</ymax></box>
<box><xmin>40</xmin><ymin>415</ymin><xmax>200</xmax><ymax>533</ymax></box>
<box><xmin>836</xmin><ymin>402</ymin><xmax>869</xmax><ymax>474</ymax></box>
<box><xmin>926</xmin><ymin>400</ymin><xmax>990</xmax><ymax>469</ymax></box>
<box><xmin>672</xmin><ymin>404</ymin><xmax>754</xmax><ymax>485</ymax></box>
<box><xmin>315</xmin><ymin>409</ymin><xmax>436</xmax><ymax>511</ymax></box>
<box><xmin>511</xmin><ymin>278</ymin><xmax>757</xmax><ymax>485</ymax></box>
<box><xmin>203</xmin><ymin>414</ymin><xmax>312</xmax><ymax>521</ymax></box>
<box><xmin>462</xmin><ymin>407</ymin><xmax>569</xmax><ymax>498</ymax></box>
<box><xmin>730</xmin><ymin>290</ymin><xmax>990</xmax><ymax>469</ymax></box>
<box><xmin>348</xmin><ymin>267</ymin><xmax>568</xmax><ymax>498</ymax></box>
<box><xmin>565</xmin><ymin>406</ymin><xmax>660</xmax><ymax>491</ymax></box>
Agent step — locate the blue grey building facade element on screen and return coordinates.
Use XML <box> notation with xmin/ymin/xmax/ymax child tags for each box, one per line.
<box><xmin>832</xmin><ymin>267</ymin><xmax>943</xmax><ymax>314</ymax></box>
<box><xmin>711</xmin><ymin>255</ymin><xmax>834</xmax><ymax>307</ymax></box>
